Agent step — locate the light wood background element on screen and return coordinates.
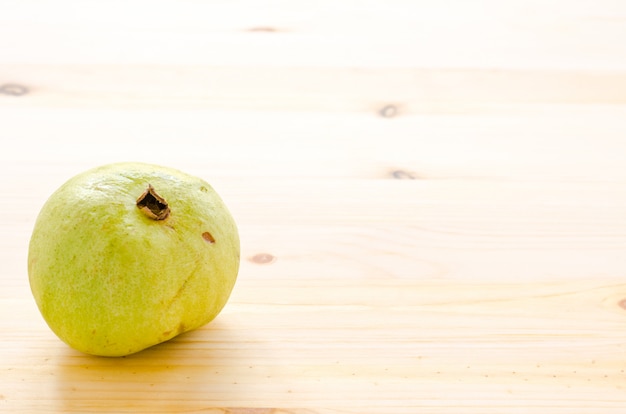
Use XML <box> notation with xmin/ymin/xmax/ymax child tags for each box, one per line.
<box><xmin>2</xmin><ymin>1</ymin><xmax>626</xmax><ymax>413</ymax></box>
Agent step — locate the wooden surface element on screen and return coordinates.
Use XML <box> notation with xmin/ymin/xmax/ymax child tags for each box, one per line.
<box><xmin>2</xmin><ymin>1</ymin><xmax>626</xmax><ymax>412</ymax></box>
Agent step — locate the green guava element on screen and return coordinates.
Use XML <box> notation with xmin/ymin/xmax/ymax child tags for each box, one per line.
<box><xmin>28</xmin><ymin>162</ymin><xmax>240</xmax><ymax>357</ymax></box>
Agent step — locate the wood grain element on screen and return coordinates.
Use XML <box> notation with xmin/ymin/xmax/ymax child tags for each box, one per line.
<box><xmin>1</xmin><ymin>0</ymin><xmax>626</xmax><ymax>413</ymax></box>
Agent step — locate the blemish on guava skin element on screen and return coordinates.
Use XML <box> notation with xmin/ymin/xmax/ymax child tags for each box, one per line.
<box><xmin>618</xmin><ymin>299</ymin><xmax>626</xmax><ymax>310</ymax></box>
<box><xmin>249</xmin><ymin>253</ymin><xmax>276</xmax><ymax>264</ymax></box>
<box><xmin>202</xmin><ymin>231</ymin><xmax>215</xmax><ymax>243</ymax></box>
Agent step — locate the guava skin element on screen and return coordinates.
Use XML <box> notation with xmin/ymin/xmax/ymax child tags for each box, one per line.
<box><xmin>28</xmin><ymin>163</ymin><xmax>240</xmax><ymax>357</ymax></box>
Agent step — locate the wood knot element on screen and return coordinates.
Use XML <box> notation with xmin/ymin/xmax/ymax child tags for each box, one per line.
<box><xmin>249</xmin><ymin>253</ymin><xmax>276</xmax><ymax>264</ymax></box>
<box><xmin>379</xmin><ymin>104</ymin><xmax>399</xmax><ymax>118</ymax></box>
<box><xmin>390</xmin><ymin>169</ymin><xmax>419</xmax><ymax>180</ymax></box>
<box><xmin>0</xmin><ymin>84</ymin><xmax>29</xmax><ymax>96</ymax></box>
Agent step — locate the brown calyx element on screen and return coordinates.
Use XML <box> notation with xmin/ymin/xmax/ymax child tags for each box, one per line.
<box><xmin>136</xmin><ymin>184</ymin><xmax>170</xmax><ymax>220</ymax></box>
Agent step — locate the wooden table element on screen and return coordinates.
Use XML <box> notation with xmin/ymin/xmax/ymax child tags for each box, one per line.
<box><xmin>2</xmin><ymin>1</ymin><xmax>626</xmax><ymax>412</ymax></box>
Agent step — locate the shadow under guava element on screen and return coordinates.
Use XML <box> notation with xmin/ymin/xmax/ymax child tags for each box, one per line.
<box><xmin>53</xmin><ymin>319</ymin><xmax>252</xmax><ymax>412</ymax></box>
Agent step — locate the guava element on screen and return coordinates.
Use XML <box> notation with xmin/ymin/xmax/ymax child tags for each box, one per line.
<box><xmin>27</xmin><ymin>162</ymin><xmax>240</xmax><ymax>357</ymax></box>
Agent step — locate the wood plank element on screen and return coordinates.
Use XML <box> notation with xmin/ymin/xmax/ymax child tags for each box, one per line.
<box><xmin>1</xmin><ymin>1</ymin><xmax>625</xmax><ymax>69</ymax></box>
<box><xmin>3</xmin><ymin>276</ymin><xmax>626</xmax><ymax>413</ymax></box>
<box><xmin>3</xmin><ymin>66</ymin><xmax>626</xmax><ymax>110</ymax></box>
<box><xmin>1</xmin><ymin>105</ymin><xmax>626</xmax><ymax>181</ymax></box>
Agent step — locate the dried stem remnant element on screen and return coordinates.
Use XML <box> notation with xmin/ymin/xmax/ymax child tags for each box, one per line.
<box><xmin>137</xmin><ymin>184</ymin><xmax>170</xmax><ymax>220</ymax></box>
